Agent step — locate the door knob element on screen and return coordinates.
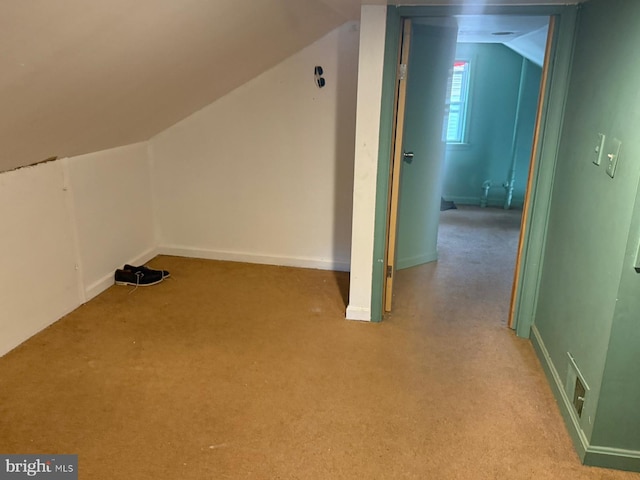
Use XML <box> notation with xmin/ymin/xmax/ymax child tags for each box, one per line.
<box><xmin>403</xmin><ymin>151</ymin><xmax>414</xmax><ymax>163</ymax></box>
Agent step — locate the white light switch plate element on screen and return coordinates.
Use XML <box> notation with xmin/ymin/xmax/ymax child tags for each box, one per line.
<box><xmin>606</xmin><ymin>138</ymin><xmax>622</xmax><ymax>178</ymax></box>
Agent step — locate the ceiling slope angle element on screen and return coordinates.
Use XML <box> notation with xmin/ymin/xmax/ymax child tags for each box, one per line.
<box><xmin>504</xmin><ymin>25</ymin><xmax>549</xmax><ymax>66</ymax></box>
<box><xmin>0</xmin><ymin>0</ymin><xmax>353</xmax><ymax>173</ymax></box>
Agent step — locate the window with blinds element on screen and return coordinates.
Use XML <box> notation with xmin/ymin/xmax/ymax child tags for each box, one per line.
<box><xmin>443</xmin><ymin>60</ymin><xmax>471</xmax><ymax>144</ymax></box>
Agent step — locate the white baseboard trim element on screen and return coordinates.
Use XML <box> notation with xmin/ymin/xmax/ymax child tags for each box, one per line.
<box><xmin>346</xmin><ymin>305</ymin><xmax>371</xmax><ymax>321</ymax></box>
<box><xmin>396</xmin><ymin>250</ymin><xmax>438</xmax><ymax>270</ymax></box>
<box><xmin>84</xmin><ymin>247</ymin><xmax>159</xmax><ymax>301</ymax></box>
<box><xmin>158</xmin><ymin>245</ymin><xmax>350</xmax><ymax>272</ymax></box>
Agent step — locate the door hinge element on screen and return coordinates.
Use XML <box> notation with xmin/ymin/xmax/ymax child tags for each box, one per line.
<box><xmin>386</xmin><ymin>265</ymin><xmax>393</xmax><ymax>278</ymax></box>
<box><xmin>398</xmin><ymin>63</ymin><xmax>407</xmax><ymax>81</ymax></box>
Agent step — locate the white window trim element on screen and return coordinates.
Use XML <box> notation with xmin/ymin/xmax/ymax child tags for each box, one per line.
<box><xmin>444</xmin><ymin>58</ymin><xmax>472</xmax><ymax>145</ymax></box>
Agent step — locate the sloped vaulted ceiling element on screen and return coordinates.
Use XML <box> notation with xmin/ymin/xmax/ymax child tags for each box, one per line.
<box><xmin>0</xmin><ymin>0</ymin><xmax>583</xmax><ymax>173</ymax></box>
<box><xmin>0</xmin><ymin>0</ymin><xmax>360</xmax><ymax>173</ymax></box>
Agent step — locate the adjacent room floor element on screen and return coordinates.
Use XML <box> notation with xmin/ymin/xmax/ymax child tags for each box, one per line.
<box><xmin>391</xmin><ymin>204</ymin><xmax>524</xmax><ymax>327</ymax></box>
<box><xmin>1</xmin><ymin>206</ymin><xmax>638</xmax><ymax>479</ymax></box>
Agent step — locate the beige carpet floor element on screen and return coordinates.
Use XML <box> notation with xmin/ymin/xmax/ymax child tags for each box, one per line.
<box><xmin>1</xmin><ymin>206</ymin><xmax>638</xmax><ymax>479</ymax></box>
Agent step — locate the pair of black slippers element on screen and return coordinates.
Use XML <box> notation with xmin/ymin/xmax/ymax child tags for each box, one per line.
<box><xmin>114</xmin><ymin>264</ymin><xmax>170</xmax><ymax>287</ymax></box>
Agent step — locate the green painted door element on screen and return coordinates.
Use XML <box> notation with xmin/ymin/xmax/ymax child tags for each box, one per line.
<box><xmin>396</xmin><ymin>21</ymin><xmax>458</xmax><ymax>270</ymax></box>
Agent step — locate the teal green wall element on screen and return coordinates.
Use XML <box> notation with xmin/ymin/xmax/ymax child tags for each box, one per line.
<box><xmin>441</xmin><ymin>44</ymin><xmax>541</xmax><ymax>208</ymax></box>
<box><xmin>533</xmin><ymin>0</ymin><xmax>640</xmax><ymax>470</ymax></box>
<box><xmin>590</xmin><ymin>182</ymin><xmax>640</xmax><ymax>458</ymax></box>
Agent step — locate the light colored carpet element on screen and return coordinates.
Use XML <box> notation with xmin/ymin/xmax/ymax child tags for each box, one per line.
<box><xmin>1</xmin><ymin>206</ymin><xmax>638</xmax><ymax>479</ymax></box>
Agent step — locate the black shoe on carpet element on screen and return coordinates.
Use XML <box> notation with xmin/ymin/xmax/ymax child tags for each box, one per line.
<box><xmin>115</xmin><ymin>268</ymin><xmax>163</xmax><ymax>287</ymax></box>
<box><xmin>124</xmin><ymin>264</ymin><xmax>171</xmax><ymax>279</ymax></box>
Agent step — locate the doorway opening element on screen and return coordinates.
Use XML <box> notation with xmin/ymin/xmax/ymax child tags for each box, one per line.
<box><xmin>383</xmin><ymin>13</ymin><xmax>552</xmax><ymax>329</ymax></box>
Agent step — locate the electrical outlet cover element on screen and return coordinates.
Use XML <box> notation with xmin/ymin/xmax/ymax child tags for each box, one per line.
<box><xmin>606</xmin><ymin>138</ymin><xmax>622</xmax><ymax>178</ymax></box>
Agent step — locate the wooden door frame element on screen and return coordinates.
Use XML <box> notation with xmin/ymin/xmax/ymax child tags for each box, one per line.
<box><xmin>383</xmin><ymin>18</ymin><xmax>411</xmax><ymax>312</ymax></box>
<box><xmin>508</xmin><ymin>17</ymin><xmax>556</xmax><ymax>328</ymax></box>
<box><xmin>369</xmin><ymin>4</ymin><xmax>579</xmax><ymax>338</ymax></box>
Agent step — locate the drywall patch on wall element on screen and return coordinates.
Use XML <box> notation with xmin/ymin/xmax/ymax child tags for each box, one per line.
<box><xmin>150</xmin><ymin>22</ymin><xmax>360</xmax><ymax>273</ymax></box>
<box><xmin>0</xmin><ymin>161</ymin><xmax>81</xmax><ymax>356</ymax></box>
<box><xmin>67</xmin><ymin>143</ymin><xmax>157</xmax><ymax>300</ymax></box>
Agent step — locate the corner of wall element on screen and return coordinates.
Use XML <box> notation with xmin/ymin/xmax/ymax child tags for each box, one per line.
<box><xmin>83</xmin><ymin>246</ymin><xmax>158</xmax><ymax>301</ymax></box>
<box><xmin>148</xmin><ymin>22</ymin><xmax>360</xmax><ymax>277</ymax></box>
<box><xmin>145</xmin><ymin>140</ymin><xmax>162</xmax><ymax>249</ymax></box>
<box><xmin>67</xmin><ymin>142</ymin><xmax>158</xmax><ymax>301</ymax></box>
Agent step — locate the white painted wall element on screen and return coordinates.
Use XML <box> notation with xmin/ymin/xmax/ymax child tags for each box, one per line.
<box><xmin>346</xmin><ymin>6</ymin><xmax>387</xmax><ymax>321</ymax></box>
<box><xmin>1</xmin><ymin>20</ymin><xmax>366</xmax><ymax>356</ymax></box>
<box><xmin>0</xmin><ymin>144</ymin><xmax>157</xmax><ymax>356</ymax></box>
<box><xmin>67</xmin><ymin>143</ymin><xmax>157</xmax><ymax>300</ymax></box>
<box><xmin>150</xmin><ymin>22</ymin><xmax>360</xmax><ymax>271</ymax></box>
<box><xmin>0</xmin><ymin>161</ymin><xmax>81</xmax><ymax>356</ymax></box>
